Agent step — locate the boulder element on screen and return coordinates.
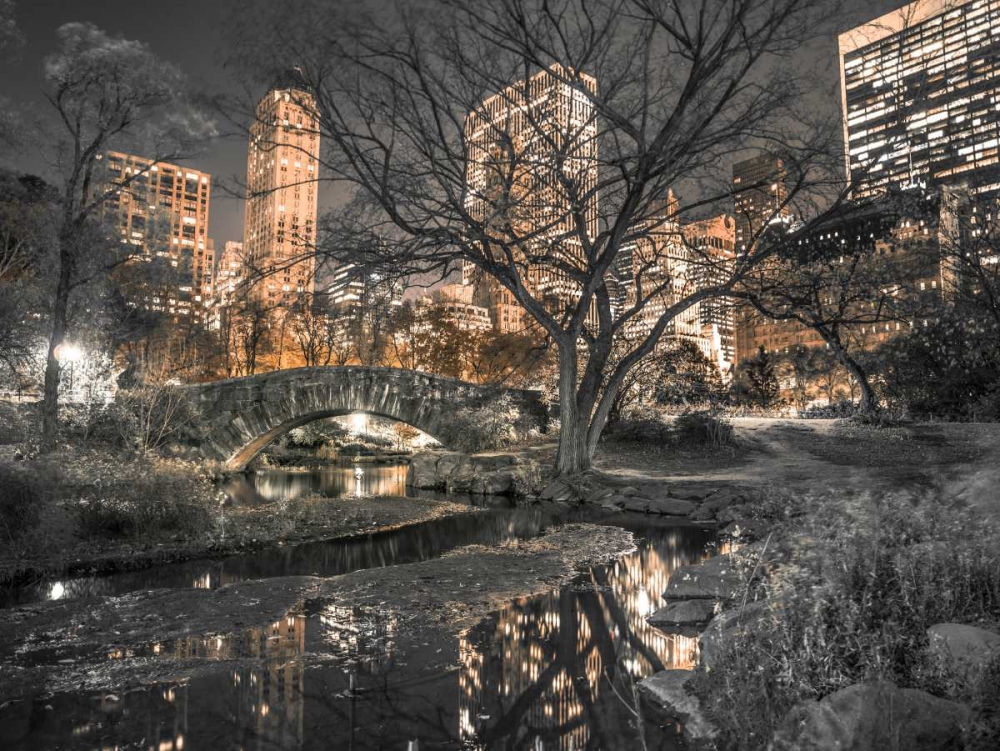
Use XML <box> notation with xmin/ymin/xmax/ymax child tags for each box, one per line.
<box><xmin>699</xmin><ymin>598</ymin><xmax>777</xmax><ymax>670</ymax></box>
<box><xmin>539</xmin><ymin>479</ymin><xmax>575</xmax><ymax>502</ymax></box>
<box><xmin>434</xmin><ymin>451</ymin><xmax>467</xmax><ymax>480</ymax></box>
<box><xmin>928</xmin><ymin>622</ymin><xmax>1000</xmax><ymax>684</ymax></box>
<box><xmin>769</xmin><ymin>681</ymin><xmax>971</xmax><ymax>751</ymax></box>
<box><xmin>646</xmin><ymin>497</ymin><xmax>697</xmax><ymax>516</ymax></box>
<box><xmin>583</xmin><ymin>487</ymin><xmax>615</xmax><ymax>505</ymax></box>
<box><xmin>622</xmin><ymin>498</ymin><xmax>652</xmax><ymax>514</ymax></box>
<box><xmin>689</xmin><ymin>504</ymin><xmax>717</xmax><ymax>522</ymax></box>
<box><xmin>639</xmin><ymin>670</ymin><xmax>719</xmax><ymax>750</ymax></box>
<box><xmin>664</xmin><ymin>554</ymin><xmax>750</xmax><ymax>600</ymax></box>
<box><xmin>470</xmin><ymin>470</ymin><xmax>515</xmax><ymax>496</ymax></box>
<box><xmin>701</xmin><ymin>488</ymin><xmax>745</xmax><ymax>513</ymax></box>
<box><xmin>649</xmin><ymin>599</ymin><xmax>719</xmax><ymax>627</ymax></box>
<box><xmin>407</xmin><ymin>451</ymin><xmax>442</xmax><ymax>488</ymax></box>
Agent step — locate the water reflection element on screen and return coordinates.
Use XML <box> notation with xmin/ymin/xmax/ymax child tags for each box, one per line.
<box><xmin>1</xmin><ymin>525</ymin><xmax>715</xmax><ymax>750</ymax></box>
<box><xmin>230</xmin><ymin>464</ymin><xmax>411</xmax><ymax>504</ymax></box>
<box><xmin>459</xmin><ymin>528</ymin><xmax>709</xmax><ymax>749</ymax></box>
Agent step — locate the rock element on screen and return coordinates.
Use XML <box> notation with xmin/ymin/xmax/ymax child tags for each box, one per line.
<box><xmin>583</xmin><ymin>487</ymin><xmax>614</xmax><ymax>505</ymax></box>
<box><xmin>616</xmin><ymin>485</ymin><xmax>641</xmax><ymax>497</ymax></box>
<box><xmin>434</xmin><ymin>452</ymin><xmax>467</xmax><ymax>479</ymax></box>
<box><xmin>769</xmin><ymin>681</ymin><xmax>971</xmax><ymax>751</ymax></box>
<box><xmin>664</xmin><ymin>554</ymin><xmax>752</xmax><ymax>600</ymax></box>
<box><xmin>701</xmin><ymin>488</ymin><xmax>744</xmax><ymax>513</ymax></box>
<box><xmin>715</xmin><ymin>505</ymin><xmax>752</xmax><ymax>524</ymax></box>
<box><xmin>639</xmin><ymin>670</ymin><xmax>719</xmax><ymax>750</ymax></box>
<box><xmin>646</xmin><ymin>497</ymin><xmax>697</xmax><ymax>516</ymax></box>
<box><xmin>699</xmin><ymin>598</ymin><xmax>777</xmax><ymax>670</ymax></box>
<box><xmin>407</xmin><ymin>451</ymin><xmax>441</xmax><ymax>488</ymax></box>
<box><xmin>608</xmin><ymin>494</ymin><xmax>628</xmax><ymax>508</ymax></box>
<box><xmin>622</xmin><ymin>498</ymin><xmax>651</xmax><ymax>514</ymax></box>
<box><xmin>470</xmin><ymin>470</ymin><xmax>515</xmax><ymax>496</ymax></box>
<box><xmin>928</xmin><ymin>623</ymin><xmax>1000</xmax><ymax>684</ymax></box>
<box><xmin>539</xmin><ymin>480</ymin><xmax>574</xmax><ymax>502</ymax></box>
<box><xmin>689</xmin><ymin>505</ymin><xmax>717</xmax><ymax>521</ymax></box>
<box><xmin>649</xmin><ymin>599</ymin><xmax>719</xmax><ymax>627</ymax></box>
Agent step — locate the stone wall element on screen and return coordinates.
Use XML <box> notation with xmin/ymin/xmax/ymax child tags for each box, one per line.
<box><xmin>155</xmin><ymin>367</ymin><xmax>546</xmax><ymax>470</ymax></box>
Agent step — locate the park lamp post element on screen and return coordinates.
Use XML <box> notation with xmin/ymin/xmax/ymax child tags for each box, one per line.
<box><xmin>55</xmin><ymin>342</ymin><xmax>84</xmax><ymax>394</ymax></box>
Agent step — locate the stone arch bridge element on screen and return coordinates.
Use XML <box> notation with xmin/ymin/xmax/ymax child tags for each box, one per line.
<box><xmin>165</xmin><ymin>367</ymin><xmax>547</xmax><ymax>470</ymax></box>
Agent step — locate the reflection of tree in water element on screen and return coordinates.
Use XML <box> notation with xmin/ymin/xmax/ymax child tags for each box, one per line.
<box><xmin>460</xmin><ymin>530</ymin><xmax>711</xmax><ymax>750</ymax></box>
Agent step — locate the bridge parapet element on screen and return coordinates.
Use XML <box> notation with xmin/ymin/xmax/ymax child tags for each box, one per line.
<box><xmin>162</xmin><ymin>367</ymin><xmax>546</xmax><ymax>470</ymax></box>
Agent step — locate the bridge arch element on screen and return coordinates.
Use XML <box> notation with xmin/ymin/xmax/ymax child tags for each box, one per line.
<box><xmin>166</xmin><ymin>367</ymin><xmax>547</xmax><ymax>470</ymax></box>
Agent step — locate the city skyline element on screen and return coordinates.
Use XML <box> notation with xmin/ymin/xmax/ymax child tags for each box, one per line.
<box><xmin>0</xmin><ymin>0</ymin><xmax>909</xmax><ymax>262</ymax></box>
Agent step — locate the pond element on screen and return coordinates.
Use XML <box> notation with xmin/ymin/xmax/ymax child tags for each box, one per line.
<box><xmin>0</xmin><ymin>467</ymin><xmax>718</xmax><ymax>750</ymax></box>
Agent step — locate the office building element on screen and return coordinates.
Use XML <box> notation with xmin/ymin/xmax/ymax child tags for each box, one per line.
<box><xmin>683</xmin><ymin>213</ymin><xmax>737</xmax><ymax>371</ymax></box>
<box><xmin>463</xmin><ymin>65</ymin><xmax>599</xmax><ymax>332</ymax></box>
<box><xmin>732</xmin><ymin>151</ymin><xmax>790</xmax><ymax>256</ymax></box>
<box><xmin>244</xmin><ymin>68</ymin><xmax>321</xmax><ymax>307</ymax></box>
<box><xmin>840</xmin><ymin>0</ymin><xmax>1000</xmax><ymax>198</ymax></box>
<box><xmin>419</xmin><ymin>283</ymin><xmax>493</xmax><ymax>332</ymax></box>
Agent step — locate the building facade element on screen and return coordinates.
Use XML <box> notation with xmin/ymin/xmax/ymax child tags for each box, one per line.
<box><xmin>732</xmin><ymin>152</ymin><xmax>790</xmax><ymax>257</ymax></box>
<box><xmin>463</xmin><ymin>65</ymin><xmax>599</xmax><ymax>332</ymax></box>
<box><xmin>682</xmin><ymin>213</ymin><xmax>738</xmax><ymax>372</ymax></box>
<box><xmin>100</xmin><ymin>151</ymin><xmax>214</xmax><ymax>321</ymax></box>
<box><xmin>840</xmin><ymin>0</ymin><xmax>1000</xmax><ymax>199</ymax></box>
<box><xmin>243</xmin><ymin>69</ymin><xmax>321</xmax><ymax>308</ymax></box>
<box><xmin>419</xmin><ymin>283</ymin><xmax>493</xmax><ymax>331</ymax></box>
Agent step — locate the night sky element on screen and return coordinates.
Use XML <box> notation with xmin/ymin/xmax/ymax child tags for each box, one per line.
<box><xmin>2</xmin><ymin>0</ymin><xmax>907</xmax><ymax>251</ymax></box>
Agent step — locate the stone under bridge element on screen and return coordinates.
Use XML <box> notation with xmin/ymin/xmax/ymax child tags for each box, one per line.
<box><xmin>166</xmin><ymin>367</ymin><xmax>547</xmax><ymax>470</ymax></box>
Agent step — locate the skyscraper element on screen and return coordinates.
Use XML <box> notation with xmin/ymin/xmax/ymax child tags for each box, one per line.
<box><xmin>732</xmin><ymin>151</ymin><xmax>790</xmax><ymax>256</ymax></box>
<box><xmin>244</xmin><ymin>69</ymin><xmax>321</xmax><ymax>308</ymax></box>
<box><xmin>463</xmin><ymin>65</ymin><xmax>599</xmax><ymax>332</ymax></box>
<box><xmin>683</xmin><ymin>213</ymin><xmax>737</xmax><ymax>371</ymax></box>
<box><xmin>840</xmin><ymin>0</ymin><xmax>1000</xmax><ymax>198</ymax></box>
<box><xmin>100</xmin><ymin>151</ymin><xmax>214</xmax><ymax>321</ymax></box>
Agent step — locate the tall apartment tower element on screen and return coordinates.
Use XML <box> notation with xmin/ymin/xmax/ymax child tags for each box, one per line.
<box><xmin>840</xmin><ymin>0</ymin><xmax>1000</xmax><ymax>199</ymax></box>
<box><xmin>100</xmin><ymin>151</ymin><xmax>214</xmax><ymax>321</ymax></box>
<box><xmin>732</xmin><ymin>152</ymin><xmax>790</xmax><ymax>256</ymax></box>
<box><xmin>682</xmin><ymin>214</ymin><xmax>737</xmax><ymax>372</ymax></box>
<box><xmin>463</xmin><ymin>65</ymin><xmax>599</xmax><ymax>333</ymax></box>
<box><xmin>244</xmin><ymin>69</ymin><xmax>321</xmax><ymax>308</ymax></box>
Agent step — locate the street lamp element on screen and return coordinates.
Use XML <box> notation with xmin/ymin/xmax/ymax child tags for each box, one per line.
<box><xmin>55</xmin><ymin>342</ymin><xmax>84</xmax><ymax>394</ymax></box>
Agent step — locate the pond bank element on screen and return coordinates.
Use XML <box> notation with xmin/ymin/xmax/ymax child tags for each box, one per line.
<box><xmin>0</xmin><ymin>523</ymin><xmax>635</xmax><ymax>706</ymax></box>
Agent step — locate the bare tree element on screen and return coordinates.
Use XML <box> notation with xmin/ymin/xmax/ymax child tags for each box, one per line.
<box><xmin>26</xmin><ymin>22</ymin><xmax>212</xmax><ymax>451</ymax></box>
<box><xmin>739</xmin><ymin>190</ymin><xmax>944</xmax><ymax>413</ymax></box>
<box><xmin>228</xmin><ymin>0</ymin><xmax>845</xmax><ymax>473</ymax></box>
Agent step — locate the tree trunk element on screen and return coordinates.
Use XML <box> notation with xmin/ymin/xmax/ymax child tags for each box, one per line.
<box><xmin>828</xmin><ymin>339</ymin><xmax>876</xmax><ymax>414</ymax></box>
<box><xmin>41</xmin><ymin>259</ymin><xmax>73</xmax><ymax>452</ymax></box>
<box><xmin>554</xmin><ymin>346</ymin><xmax>592</xmax><ymax>475</ymax></box>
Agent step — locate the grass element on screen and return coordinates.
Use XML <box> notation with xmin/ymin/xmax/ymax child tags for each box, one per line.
<box><xmin>802</xmin><ymin>422</ymin><xmax>986</xmax><ymax>468</ymax></box>
<box><xmin>691</xmin><ymin>488</ymin><xmax>1000</xmax><ymax>749</ymax></box>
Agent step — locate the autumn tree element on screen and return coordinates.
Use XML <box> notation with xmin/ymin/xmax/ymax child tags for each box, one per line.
<box><xmin>228</xmin><ymin>0</ymin><xmax>846</xmax><ymax>473</ymax></box>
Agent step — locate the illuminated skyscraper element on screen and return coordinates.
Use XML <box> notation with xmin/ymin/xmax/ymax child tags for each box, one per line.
<box><xmin>244</xmin><ymin>69</ymin><xmax>321</xmax><ymax>307</ymax></box>
<box><xmin>463</xmin><ymin>65</ymin><xmax>599</xmax><ymax>332</ymax></box>
<box><xmin>683</xmin><ymin>213</ymin><xmax>737</xmax><ymax>371</ymax></box>
<box><xmin>732</xmin><ymin>151</ymin><xmax>790</xmax><ymax>256</ymax></box>
<box><xmin>840</xmin><ymin>0</ymin><xmax>1000</xmax><ymax>198</ymax></box>
<box><xmin>100</xmin><ymin>151</ymin><xmax>214</xmax><ymax>321</ymax></box>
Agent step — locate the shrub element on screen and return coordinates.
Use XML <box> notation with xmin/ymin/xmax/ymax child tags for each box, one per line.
<box><xmin>0</xmin><ymin>464</ymin><xmax>46</xmax><ymax>543</ymax></box>
<box><xmin>799</xmin><ymin>400</ymin><xmax>856</xmax><ymax>419</ymax></box>
<box><xmin>673</xmin><ymin>411</ymin><xmax>736</xmax><ymax>448</ymax></box>
<box><xmin>73</xmin><ymin>469</ymin><xmax>212</xmax><ymax>540</ymax></box>
<box><xmin>692</xmin><ymin>491</ymin><xmax>1000</xmax><ymax>749</ymax></box>
<box><xmin>601</xmin><ymin>417</ymin><xmax>673</xmax><ymax>444</ymax></box>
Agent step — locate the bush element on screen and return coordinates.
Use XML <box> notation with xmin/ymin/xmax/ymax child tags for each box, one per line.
<box><xmin>673</xmin><ymin>411</ymin><xmax>736</xmax><ymax>448</ymax></box>
<box><xmin>601</xmin><ymin>417</ymin><xmax>673</xmax><ymax>444</ymax></box>
<box><xmin>799</xmin><ymin>400</ymin><xmax>856</xmax><ymax>419</ymax></box>
<box><xmin>435</xmin><ymin>393</ymin><xmax>532</xmax><ymax>453</ymax></box>
<box><xmin>0</xmin><ymin>464</ymin><xmax>46</xmax><ymax>543</ymax></box>
<box><xmin>692</xmin><ymin>491</ymin><xmax>1000</xmax><ymax>749</ymax></box>
<box><xmin>73</xmin><ymin>470</ymin><xmax>212</xmax><ymax>540</ymax></box>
